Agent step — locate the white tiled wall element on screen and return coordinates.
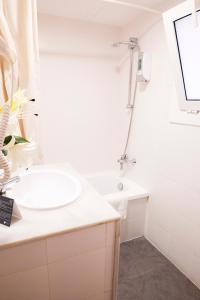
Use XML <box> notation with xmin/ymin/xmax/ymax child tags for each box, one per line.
<box><xmin>0</xmin><ymin>222</ymin><xmax>118</xmax><ymax>300</ymax></box>
<box><xmin>39</xmin><ymin>15</ymin><xmax>121</xmax><ymax>174</ymax></box>
<box><xmin>121</xmin><ymin>198</ymin><xmax>148</xmax><ymax>242</ymax></box>
<box><xmin>120</xmin><ymin>20</ymin><xmax>200</xmax><ymax>289</ymax></box>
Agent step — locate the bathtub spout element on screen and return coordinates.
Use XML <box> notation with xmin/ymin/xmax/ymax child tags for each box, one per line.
<box><xmin>118</xmin><ymin>155</ymin><xmax>126</xmax><ymax>170</ymax></box>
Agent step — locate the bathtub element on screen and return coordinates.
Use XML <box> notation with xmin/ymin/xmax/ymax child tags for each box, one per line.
<box><xmin>86</xmin><ymin>172</ymin><xmax>149</xmax><ymax>242</ymax></box>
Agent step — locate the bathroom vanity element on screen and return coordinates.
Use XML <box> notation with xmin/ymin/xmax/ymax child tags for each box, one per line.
<box><xmin>0</xmin><ymin>164</ymin><xmax>120</xmax><ymax>300</ymax></box>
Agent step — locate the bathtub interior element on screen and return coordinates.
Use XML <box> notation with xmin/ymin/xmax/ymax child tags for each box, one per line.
<box><xmin>86</xmin><ymin>172</ymin><xmax>149</xmax><ymax>242</ymax></box>
<box><xmin>86</xmin><ymin>174</ymin><xmax>128</xmax><ymax>195</ymax></box>
<box><xmin>86</xmin><ymin>172</ymin><xmax>149</xmax><ymax>201</ymax></box>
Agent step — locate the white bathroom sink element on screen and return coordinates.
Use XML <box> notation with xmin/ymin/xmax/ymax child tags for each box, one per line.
<box><xmin>8</xmin><ymin>169</ymin><xmax>82</xmax><ymax>210</ymax></box>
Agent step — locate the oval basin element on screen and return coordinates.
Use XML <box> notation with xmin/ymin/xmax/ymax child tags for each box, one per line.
<box><xmin>8</xmin><ymin>169</ymin><xmax>82</xmax><ymax>210</ymax></box>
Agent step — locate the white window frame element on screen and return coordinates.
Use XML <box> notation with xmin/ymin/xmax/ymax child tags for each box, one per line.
<box><xmin>163</xmin><ymin>1</ymin><xmax>200</xmax><ymax>111</ymax></box>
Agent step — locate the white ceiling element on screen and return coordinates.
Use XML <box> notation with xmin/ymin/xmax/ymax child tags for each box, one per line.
<box><xmin>37</xmin><ymin>0</ymin><xmax>184</xmax><ymax>27</ymax></box>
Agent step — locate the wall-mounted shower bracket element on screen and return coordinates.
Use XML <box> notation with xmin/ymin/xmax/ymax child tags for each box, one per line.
<box><xmin>128</xmin><ymin>37</ymin><xmax>138</xmax><ymax>49</ymax></box>
<box><xmin>112</xmin><ymin>37</ymin><xmax>138</xmax><ymax>49</ymax></box>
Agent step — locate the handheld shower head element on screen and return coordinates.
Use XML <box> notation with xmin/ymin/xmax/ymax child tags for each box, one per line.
<box><xmin>112</xmin><ymin>37</ymin><xmax>138</xmax><ymax>49</ymax></box>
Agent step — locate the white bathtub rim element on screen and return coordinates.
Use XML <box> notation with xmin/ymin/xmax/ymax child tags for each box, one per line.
<box><xmin>105</xmin><ymin>191</ymin><xmax>149</xmax><ymax>202</ymax></box>
<box><xmin>85</xmin><ymin>171</ymin><xmax>149</xmax><ymax>201</ymax></box>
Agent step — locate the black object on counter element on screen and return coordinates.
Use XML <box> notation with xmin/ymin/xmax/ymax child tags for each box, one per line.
<box><xmin>0</xmin><ymin>195</ymin><xmax>14</xmax><ymax>227</ymax></box>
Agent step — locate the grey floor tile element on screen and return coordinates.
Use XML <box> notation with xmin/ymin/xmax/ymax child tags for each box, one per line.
<box><xmin>119</xmin><ymin>238</ymin><xmax>168</xmax><ymax>281</ymax></box>
<box><xmin>118</xmin><ymin>238</ymin><xmax>200</xmax><ymax>300</ymax></box>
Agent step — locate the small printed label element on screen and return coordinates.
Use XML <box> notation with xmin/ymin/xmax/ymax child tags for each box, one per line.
<box><xmin>0</xmin><ymin>196</ymin><xmax>14</xmax><ymax>227</ymax></box>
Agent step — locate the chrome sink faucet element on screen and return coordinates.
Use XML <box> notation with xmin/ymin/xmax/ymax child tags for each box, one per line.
<box><xmin>118</xmin><ymin>154</ymin><xmax>136</xmax><ymax>170</ymax></box>
<box><xmin>0</xmin><ymin>176</ymin><xmax>20</xmax><ymax>195</ymax></box>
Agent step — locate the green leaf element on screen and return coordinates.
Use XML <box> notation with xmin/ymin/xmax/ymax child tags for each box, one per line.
<box><xmin>4</xmin><ymin>135</ymin><xmax>12</xmax><ymax>146</ymax></box>
<box><xmin>14</xmin><ymin>136</ymin><xmax>29</xmax><ymax>145</ymax></box>
<box><xmin>3</xmin><ymin>135</ymin><xmax>29</xmax><ymax>148</ymax></box>
<box><xmin>2</xmin><ymin>149</ymin><xmax>8</xmax><ymax>156</ymax></box>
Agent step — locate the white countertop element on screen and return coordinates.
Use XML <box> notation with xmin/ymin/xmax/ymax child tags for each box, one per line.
<box><xmin>0</xmin><ymin>164</ymin><xmax>120</xmax><ymax>249</ymax></box>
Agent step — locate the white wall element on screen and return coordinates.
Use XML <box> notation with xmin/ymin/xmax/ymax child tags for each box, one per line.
<box><xmin>121</xmin><ymin>20</ymin><xmax>200</xmax><ymax>288</ymax></box>
<box><xmin>38</xmin><ymin>12</ymin><xmax>200</xmax><ymax>288</ymax></box>
<box><xmin>38</xmin><ymin>14</ymin><xmax>120</xmax><ymax>58</ymax></box>
<box><xmin>38</xmin><ymin>14</ymin><xmax>121</xmax><ymax>173</ymax></box>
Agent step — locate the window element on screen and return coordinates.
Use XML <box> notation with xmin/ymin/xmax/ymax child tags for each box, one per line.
<box><xmin>174</xmin><ymin>10</ymin><xmax>200</xmax><ymax>102</ymax></box>
<box><xmin>164</xmin><ymin>2</ymin><xmax>200</xmax><ymax>111</ymax></box>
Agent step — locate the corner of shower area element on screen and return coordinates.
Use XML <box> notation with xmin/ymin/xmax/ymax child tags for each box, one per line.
<box><xmin>85</xmin><ymin>37</ymin><xmax>150</xmax><ymax>242</ymax></box>
<box><xmin>38</xmin><ymin>13</ymin><xmax>150</xmax><ymax>243</ymax></box>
